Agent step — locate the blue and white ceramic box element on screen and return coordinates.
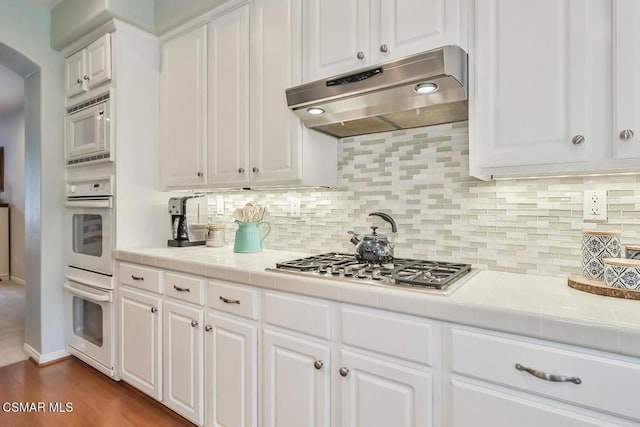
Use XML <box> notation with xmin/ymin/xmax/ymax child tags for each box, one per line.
<box><xmin>581</xmin><ymin>231</ymin><xmax>622</xmax><ymax>280</ymax></box>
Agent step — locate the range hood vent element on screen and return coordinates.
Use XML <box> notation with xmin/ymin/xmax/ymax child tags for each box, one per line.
<box><xmin>286</xmin><ymin>45</ymin><xmax>468</xmax><ymax>138</ymax></box>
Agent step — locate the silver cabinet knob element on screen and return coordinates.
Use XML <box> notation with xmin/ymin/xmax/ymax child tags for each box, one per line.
<box><xmin>150</xmin><ymin>307</ymin><xmax>158</xmax><ymax>313</ymax></box>
<box><xmin>314</xmin><ymin>360</ymin><xmax>324</xmax><ymax>370</ymax></box>
<box><xmin>379</xmin><ymin>44</ymin><xmax>388</xmax><ymax>53</ymax></box>
<box><xmin>357</xmin><ymin>51</ymin><xmax>365</xmax><ymax>60</ymax></box>
<box><xmin>83</xmin><ymin>75</ymin><xmax>90</xmax><ymax>81</ymax></box>
<box><xmin>204</xmin><ymin>324</ymin><xmax>212</xmax><ymax>332</ymax></box>
<box><xmin>76</xmin><ymin>78</ymin><xmax>82</xmax><ymax>84</ymax></box>
<box><xmin>197</xmin><ymin>171</ymin><xmax>203</xmax><ymax>177</ymax></box>
<box><xmin>252</xmin><ymin>167</ymin><xmax>259</xmax><ymax>173</ymax></box>
<box><xmin>191</xmin><ymin>320</ymin><xmax>199</xmax><ymax>327</ymax></box>
<box><xmin>571</xmin><ymin>135</ymin><xmax>585</xmax><ymax>145</ymax></box>
<box><xmin>238</xmin><ymin>168</ymin><xmax>245</xmax><ymax>174</ymax></box>
<box><xmin>619</xmin><ymin>129</ymin><xmax>635</xmax><ymax>141</ymax></box>
<box><xmin>339</xmin><ymin>367</ymin><xmax>349</xmax><ymax>377</ymax></box>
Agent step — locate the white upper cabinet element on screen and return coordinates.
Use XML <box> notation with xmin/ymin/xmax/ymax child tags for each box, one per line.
<box><xmin>470</xmin><ymin>0</ymin><xmax>640</xmax><ymax>178</ymax></box>
<box><xmin>469</xmin><ymin>0</ymin><xmax>591</xmax><ymax>178</ymax></box>
<box><xmin>303</xmin><ymin>0</ymin><xmax>370</xmax><ymax>81</ymax></box>
<box><xmin>64</xmin><ymin>33</ymin><xmax>112</xmax><ymax>98</ymax></box>
<box><xmin>159</xmin><ymin>25</ymin><xmax>208</xmax><ymax>188</ymax></box>
<box><xmin>207</xmin><ymin>4</ymin><xmax>251</xmax><ymax>186</ymax></box>
<box><xmin>160</xmin><ymin>0</ymin><xmax>337</xmax><ymax>190</ymax></box>
<box><xmin>613</xmin><ymin>0</ymin><xmax>640</xmax><ymax>161</ymax></box>
<box><xmin>303</xmin><ymin>0</ymin><xmax>464</xmax><ymax>82</ymax></box>
<box><xmin>251</xmin><ymin>0</ymin><xmax>303</xmax><ymax>185</ymax></box>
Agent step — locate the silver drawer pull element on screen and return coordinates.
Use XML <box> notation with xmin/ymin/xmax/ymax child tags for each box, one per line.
<box><xmin>191</xmin><ymin>320</ymin><xmax>198</xmax><ymax>327</ymax></box>
<box><xmin>173</xmin><ymin>285</ymin><xmax>190</xmax><ymax>292</ymax></box>
<box><xmin>515</xmin><ymin>363</ymin><xmax>582</xmax><ymax>385</ymax></box>
<box><xmin>131</xmin><ymin>275</ymin><xmax>144</xmax><ymax>281</ymax></box>
<box><xmin>339</xmin><ymin>367</ymin><xmax>349</xmax><ymax>377</ymax></box>
<box><xmin>219</xmin><ymin>296</ymin><xmax>240</xmax><ymax>304</ymax></box>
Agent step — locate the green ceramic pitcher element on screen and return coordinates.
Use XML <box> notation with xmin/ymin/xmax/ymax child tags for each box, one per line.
<box><xmin>233</xmin><ymin>220</ymin><xmax>271</xmax><ymax>253</ymax></box>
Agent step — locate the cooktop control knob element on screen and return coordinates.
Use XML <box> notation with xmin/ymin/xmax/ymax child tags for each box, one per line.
<box><xmin>371</xmin><ymin>270</ymin><xmax>382</xmax><ymax>280</ymax></box>
<box><xmin>357</xmin><ymin>269</ymin><xmax>368</xmax><ymax>279</ymax></box>
<box><xmin>69</xmin><ymin>185</ymin><xmax>77</xmax><ymax>194</ymax></box>
<box><xmin>331</xmin><ymin>265</ymin><xmax>341</xmax><ymax>275</ymax></box>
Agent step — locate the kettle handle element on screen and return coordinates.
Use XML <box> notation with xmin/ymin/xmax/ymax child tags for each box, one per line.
<box><xmin>259</xmin><ymin>221</ymin><xmax>271</xmax><ymax>242</ymax></box>
<box><xmin>369</xmin><ymin>212</ymin><xmax>397</xmax><ymax>233</ymax></box>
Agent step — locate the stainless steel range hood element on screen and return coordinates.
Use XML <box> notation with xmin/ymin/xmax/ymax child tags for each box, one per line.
<box><xmin>286</xmin><ymin>45</ymin><xmax>468</xmax><ymax>138</ymax></box>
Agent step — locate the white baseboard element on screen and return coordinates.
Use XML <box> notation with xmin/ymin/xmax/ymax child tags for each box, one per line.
<box><xmin>23</xmin><ymin>343</ymin><xmax>69</xmax><ymax>365</ymax></box>
<box><xmin>10</xmin><ymin>276</ymin><xmax>25</xmax><ymax>285</ymax></box>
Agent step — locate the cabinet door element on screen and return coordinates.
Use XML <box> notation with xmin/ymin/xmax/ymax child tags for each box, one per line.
<box><xmin>208</xmin><ymin>4</ymin><xmax>251</xmax><ymax>186</ymax></box>
<box><xmin>373</xmin><ymin>0</ymin><xmax>461</xmax><ymax>64</ymax></box>
<box><xmin>451</xmin><ymin>379</ymin><xmax>624</xmax><ymax>427</ymax></box>
<box><xmin>613</xmin><ymin>0</ymin><xmax>640</xmax><ymax>159</ymax></box>
<box><xmin>302</xmin><ymin>0</ymin><xmax>370</xmax><ymax>82</ymax></box>
<box><xmin>262</xmin><ymin>329</ymin><xmax>330</xmax><ymax>427</ymax></box>
<box><xmin>471</xmin><ymin>0</ymin><xmax>590</xmax><ymax>176</ymax></box>
<box><xmin>160</xmin><ymin>25</ymin><xmax>208</xmax><ymax>188</ymax></box>
<box><xmin>86</xmin><ymin>33</ymin><xmax>112</xmax><ymax>90</ymax></box>
<box><xmin>339</xmin><ymin>350</ymin><xmax>433</xmax><ymax>427</ymax></box>
<box><xmin>250</xmin><ymin>0</ymin><xmax>303</xmax><ymax>185</ymax></box>
<box><xmin>65</xmin><ymin>49</ymin><xmax>86</xmax><ymax>97</ymax></box>
<box><xmin>205</xmin><ymin>311</ymin><xmax>257</xmax><ymax>427</ymax></box>
<box><xmin>119</xmin><ymin>287</ymin><xmax>162</xmax><ymax>400</ymax></box>
<box><xmin>163</xmin><ymin>299</ymin><xmax>204</xmax><ymax>425</ymax></box>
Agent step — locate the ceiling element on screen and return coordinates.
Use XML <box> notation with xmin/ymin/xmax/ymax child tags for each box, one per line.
<box><xmin>23</xmin><ymin>0</ymin><xmax>62</xmax><ymax>8</ymax></box>
<box><xmin>0</xmin><ymin>1</ymin><xmax>62</xmax><ymax>116</ymax></box>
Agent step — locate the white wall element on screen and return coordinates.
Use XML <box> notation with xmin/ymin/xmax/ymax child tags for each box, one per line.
<box><xmin>0</xmin><ymin>110</ymin><xmax>26</xmax><ymax>282</ymax></box>
<box><xmin>0</xmin><ymin>0</ymin><xmax>65</xmax><ymax>359</ymax></box>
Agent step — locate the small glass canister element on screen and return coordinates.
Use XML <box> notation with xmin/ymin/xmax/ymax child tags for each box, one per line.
<box><xmin>206</xmin><ymin>224</ymin><xmax>226</xmax><ymax>247</ymax></box>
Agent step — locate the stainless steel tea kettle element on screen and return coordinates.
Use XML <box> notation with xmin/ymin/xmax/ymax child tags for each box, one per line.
<box><xmin>348</xmin><ymin>212</ymin><xmax>398</xmax><ymax>264</ymax></box>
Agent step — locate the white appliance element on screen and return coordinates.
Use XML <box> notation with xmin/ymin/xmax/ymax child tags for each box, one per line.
<box><xmin>65</xmin><ymin>92</ymin><xmax>112</xmax><ymax>166</ymax></box>
<box><xmin>63</xmin><ymin>176</ymin><xmax>115</xmax><ymax>377</ymax></box>
<box><xmin>64</xmin><ymin>279</ymin><xmax>114</xmax><ymax>376</ymax></box>
<box><xmin>64</xmin><ymin>176</ymin><xmax>114</xmax><ymax>279</ymax></box>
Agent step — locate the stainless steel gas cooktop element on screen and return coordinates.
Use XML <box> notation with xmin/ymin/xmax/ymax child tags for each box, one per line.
<box><xmin>267</xmin><ymin>252</ymin><xmax>474</xmax><ymax>295</ymax></box>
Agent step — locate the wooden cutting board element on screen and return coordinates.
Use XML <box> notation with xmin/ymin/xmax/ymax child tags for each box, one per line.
<box><xmin>567</xmin><ymin>274</ymin><xmax>640</xmax><ymax>300</ymax></box>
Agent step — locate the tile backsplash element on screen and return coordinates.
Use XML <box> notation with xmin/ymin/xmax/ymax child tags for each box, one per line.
<box><xmin>206</xmin><ymin>122</ymin><xmax>640</xmax><ymax>277</ymax></box>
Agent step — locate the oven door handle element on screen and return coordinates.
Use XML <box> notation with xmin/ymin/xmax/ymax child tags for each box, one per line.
<box><xmin>64</xmin><ymin>281</ymin><xmax>112</xmax><ymax>303</ymax></box>
<box><xmin>64</xmin><ymin>199</ymin><xmax>112</xmax><ymax>209</ymax></box>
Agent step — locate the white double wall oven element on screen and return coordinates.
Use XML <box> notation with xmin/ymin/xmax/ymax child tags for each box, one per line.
<box><xmin>63</xmin><ymin>163</ymin><xmax>116</xmax><ymax>376</ymax></box>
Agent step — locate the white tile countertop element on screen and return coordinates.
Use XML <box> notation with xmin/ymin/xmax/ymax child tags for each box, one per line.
<box><xmin>114</xmin><ymin>246</ymin><xmax>640</xmax><ymax>359</ymax></box>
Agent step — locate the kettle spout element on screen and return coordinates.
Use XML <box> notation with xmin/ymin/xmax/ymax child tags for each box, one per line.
<box><xmin>348</xmin><ymin>231</ymin><xmax>360</xmax><ymax>246</ymax></box>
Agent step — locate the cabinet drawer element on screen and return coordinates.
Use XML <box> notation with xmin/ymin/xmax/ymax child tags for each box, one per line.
<box><xmin>263</xmin><ymin>292</ymin><xmax>331</xmax><ymax>339</ymax></box>
<box><xmin>341</xmin><ymin>306</ymin><xmax>434</xmax><ymax>366</ymax></box>
<box><xmin>119</xmin><ymin>263</ymin><xmax>162</xmax><ymax>293</ymax></box>
<box><xmin>451</xmin><ymin>328</ymin><xmax>640</xmax><ymax>421</ymax></box>
<box><xmin>164</xmin><ymin>272</ymin><xmax>205</xmax><ymax>305</ymax></box>
<box><xmin>208</xmin><ymin>280</ymin><xmax>258</xmax><ymax>320</ymax></box>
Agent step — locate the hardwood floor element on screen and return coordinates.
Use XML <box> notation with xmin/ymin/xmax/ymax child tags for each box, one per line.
<box><xmin>0</xmin><ymin>357</ymin><xmax>194</xmax><ymax>426</ymax></box>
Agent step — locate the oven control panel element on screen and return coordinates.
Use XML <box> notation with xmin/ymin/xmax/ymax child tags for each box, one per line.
<box><xmin>66</xmin><ymin>176</ymin><xmax>113</xmax><ymax>198</ymax></box>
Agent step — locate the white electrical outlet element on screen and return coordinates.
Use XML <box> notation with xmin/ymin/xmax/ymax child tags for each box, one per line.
<box><xmin>290</xmin><ymin>198</ymin><xmax>301</xmax><ymax>218</ymax></box>
<box><xmin>216</xmin><ymin>198</ymin><xmax>224</xmax><ymax>215</ymax></box>
<box><xmin>583</xmin><ymin>190</ymin><xmax>607</xmax><ymax>221</ymax></box>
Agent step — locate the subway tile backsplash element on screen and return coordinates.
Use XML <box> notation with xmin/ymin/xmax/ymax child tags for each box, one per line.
<box><xmin>207</xmin><ymin>122</ymin><xmax>640</xmax><ymax>277</ymax></box>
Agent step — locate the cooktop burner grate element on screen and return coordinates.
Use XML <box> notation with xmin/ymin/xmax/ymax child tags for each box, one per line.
<box><xmin>273</xmin><ymin>252</ymin><xmax>471</xmax><ymax>290</ymax></box>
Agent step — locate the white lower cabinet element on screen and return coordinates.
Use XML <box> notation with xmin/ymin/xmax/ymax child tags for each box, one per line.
<box><xmin>262</xmin><ymin>329</ymin><xmax>331</xmax><ymax>427</ymax></box>
<box><xmin>205</xmin><ymin>311</ymin><xmax>258</xmax><ymax>427</ymax></box>
<box><xmin>451</xmin><ymin>379</ymin><xmax>622</xmax><ymax>427</ymax></box>
<box><xmin>163</xmin><ymin>299</ymin><xmax>204</xmax><ymax>425</ymax></box>
<box><xmin>119</xmin><ymin>286</ymin><xmax>162</xmax><ymax>400</ymax></box>
<box><xmin>446</xmin><ymin>326</ymin><xmax>640</xmax><ymax>426</ymax></box>
<box><xmin>338</xmin><ymin>349</ymin><xmax>433</xmax><ymax>427</ymax></box>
